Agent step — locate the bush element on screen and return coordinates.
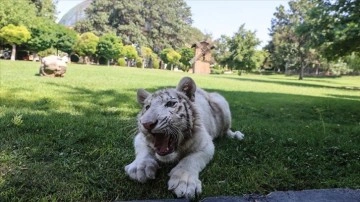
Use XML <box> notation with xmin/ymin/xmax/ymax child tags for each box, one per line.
<box><xmin>136</xmin><ymin>57</ymin><xmax>143</xmax><ymax>68</ymax></box>
<box><xmin>118</xmin><ymin>57</ymin><xmax>126</xmax><ymax>66</ymax></box>
<box><xmin>152</xmin><ymin>57</ymin><xmax>160</xmax><ymax>69</ymax></box>
<box><xmin>210</xmin><ymin>68</ymin><xmax>224</xmax><ymax>74</ymax></box>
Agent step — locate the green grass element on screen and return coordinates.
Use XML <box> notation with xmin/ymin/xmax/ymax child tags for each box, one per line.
<box><xmin>0</xmin><ymin>60</ymin><xmax>359</xmax><ymax>201</ymax></box>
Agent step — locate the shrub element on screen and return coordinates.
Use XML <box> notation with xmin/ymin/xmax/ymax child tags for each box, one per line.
<box><xmin>118</xmin><ymin>57</ymin><xmax>126</xmax><ymax>66</ymax></box>
<box><xmin>152</xmin><ymin>57</ymin><xmax>160</xmax><ymax>69</ymax></box>
<box><xmin>210</xmin><ymin>68</ymin><xmax>224</xmax><ymax>74</ymax></box>
<box><xmin>136</xmin><ymin>57</ymin><xmax>143</xmax><ymax>68</ymax></box>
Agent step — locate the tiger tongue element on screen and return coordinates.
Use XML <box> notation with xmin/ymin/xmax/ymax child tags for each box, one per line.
<box><xmin>154</xmin><ymin>133</ymin><xmax>171</xmax><ymax>155</ymax></box>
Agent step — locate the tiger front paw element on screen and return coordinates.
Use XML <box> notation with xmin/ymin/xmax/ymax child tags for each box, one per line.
<box><xmin>124</xmin><ymin>158</ymin><xmax>159</xmax><ymax>183</ymax></box>
<box><xmin>168</xmin><ymin>168</ymin><xmax>202</xmax><ymax>199</ymax></box>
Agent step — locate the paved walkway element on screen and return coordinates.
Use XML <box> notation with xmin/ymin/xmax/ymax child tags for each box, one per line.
<box><xmin>127</xmin><ymin>188</ymin><xmax>360</xmax><ymax>202</ymax></box>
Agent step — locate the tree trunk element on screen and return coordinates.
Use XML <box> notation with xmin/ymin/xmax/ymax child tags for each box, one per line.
<box><xmin>299</xmin><ymin>65</ymin><xmax>304</xmax><ymax>80</ymax></box>
<box><xmin>10</xmin><ymin>44</ymin><xmax>16</xmax><ymax>61</ymax></box>
<box><xmin>299</xmin><ymin>54</ymin><xmax>304</xmax><ymax>80</ymax></box>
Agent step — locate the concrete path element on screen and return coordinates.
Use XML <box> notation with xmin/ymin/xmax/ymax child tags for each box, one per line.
<box><xmin>127</xmin><ymin>188</ymin><xmax>360</xmax><ymax>202</ymax></box>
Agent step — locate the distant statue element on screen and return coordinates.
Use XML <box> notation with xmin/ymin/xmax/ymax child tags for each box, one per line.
<box><xmin>39</xmin><ymin>55</ymin><xmax>68</xmax><ymax>77</ymax></box>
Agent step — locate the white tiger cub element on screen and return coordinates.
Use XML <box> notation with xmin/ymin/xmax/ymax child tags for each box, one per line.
<box><xmin>125</xmin><ymin>77</ymin><xmax>244</xmax><ymax>198</ymax></box>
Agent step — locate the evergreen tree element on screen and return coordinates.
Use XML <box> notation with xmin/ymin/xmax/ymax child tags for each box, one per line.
<box><xmin>75</xmin><ymin>0</ymin><xmax>192</xmax><ymax>51</ymax></box>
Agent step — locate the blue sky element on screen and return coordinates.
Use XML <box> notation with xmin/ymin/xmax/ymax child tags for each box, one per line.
<box><xmin>56</xmin><ymin>0</ymin><xmax>289</xmax><ymax>47</ymax></box>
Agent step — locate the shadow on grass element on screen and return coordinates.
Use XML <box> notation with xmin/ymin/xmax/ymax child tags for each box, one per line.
<box><xmin>1</xmin><ymin>85</ymin><xmax>360</xmax><ymax>201</ymax></box>
<box><xmin>222</xmin><ymin>76</ymin><xmax>360</xmax><ymax>91</ymax></box>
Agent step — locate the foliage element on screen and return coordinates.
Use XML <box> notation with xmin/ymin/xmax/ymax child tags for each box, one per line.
<box><xmin>123</xmin><ymin>45</ymin><xmax>138</xmax><ymax>60</ymax></box>
<box><xmin>267</xmin><ymin>0</ymin><xmax>360</xmax><ymax>79</ymax></box>
<box><xmin>159</xmin><ymin>48</ymin><xmax>171</xmax><ymax>64</ymax></box>
<box><xmin>267</xmin><ymin>0</ymin><xmax>317</xmax><ymax>79</ymax></box>
<box><xmin>118</xmin><ymin>57</ymin><xmax>126</xmax><ymax>66</ymax></box>
<box><xmin>75</xmin><ymin>0</ymin><xmax>192</xmax><ymax>51</ymax></box>
<box><xmin>31</xmin><ymin>0</ymin><xmax>57</xmax><ymax>21</ymax></box>
<box><xmin>252</xmin><ymin>50</ymin><xmax>269</xmax><ymax>70</ymax></box>
<box><xmin>53</xmin><ymin>24</ymin><xmax>78</xmax><ymax>54</ymax></box>
<box><xmin>213</xmin><ymin>35</ymin><xmax>232</xmax><ymax>68</ymax></box>
<box><xmin>24</xmin><ymin>19</ymin><xmax>57</xmax><ymax>54</ymax></box>
<box><xmin>37</xmin><ymin>47</ymin><xmax>57</xmax><ymax>57</ymax></box>
<box><xmin>0</xmin><ymin>24</ymin><xmax>31</xmax><ymax>45</ymax></box>
<box><xmin>96</xmin><ymin>33</ymin><xmax>123</xmax><ymax>64</ymax></box>
<box><xmin>210</xmin><ymin>68</ymin><xmax>224</xmax><ymax>74</ymax></box>
<box><xmin>302</xmin><ymin>0</ymin><xmax>360</xmax><ymax>59</ymax></box>
<box><xmin>183</xmin><ymin>26</ymin><xmax>206</xmax><ymax>46</ymax></box>
<box><xmin>227</xmin><ymin>24</ymin><xmax>260</xmax><ymax>71</ymax></box>
<box><xmin>160</xmin><ymin>48</ymin><xmax>181</xmax><ymax>69</ymax></box>
<box><xmin>0</xmin><ymin>0</ymin><xmax>37</xmax><ymax>28</ymax></box>
<box><xmin>1</xmin><ymin>61</ymin><xmax>359</xmax><ymax>201</ymax></box>
<box><xmin>0</xmin><ymin>24</ymin><xmax>31</xmax><ymax>61</ymax></box>
<box><xmin>167</xmin><ymin>49</ymin><xmax>181</xmax><ymax>65</ymax></box>
<box><xmin>178</xmin><ymin>47</ymin><xmax>194</xmax><ymax>71</ymax></box>
<box><xmin>135</xmin><ymin>57</ymin><xmax>143</xmax><ymax>68</ymax></box>
<box><xmin>344</xmin><ymin>52</ymin><xmax>360</xmax><ymax>73</ymax></box>
<box><xmin>74</xmin><ymin>32</ymin><xmax>99</xmax><ymax>58</ymax></box>
<box><xmin>152</xmin><ymin>57</ymin><xmax>160</xmax><ymax>69</ymax></box>
<box><xmin>140</xmin><ymin>46</ymin><xmax>159</xmax><ymax>68</ymax></box>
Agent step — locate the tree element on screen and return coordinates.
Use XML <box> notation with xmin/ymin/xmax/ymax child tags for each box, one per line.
<box><xmin>74</xmin><ymin>32</ymin><xmax>99</xmax><ymax>64</ymax></box>
<box><xmin>227</xmin><ymin>24</ymin><xmax>260</xmax><ymax>71</ymax></box>
<box><xmin>0</xmin><ymin>24</ymin><xmax>31</xmax><ymax>61</ymax></box>
<box><xmin>25</xmin><ymin>19</ymin><xmax>57</xmax><ymax>61</ymax></box>
<box><xmin>267</xmin><ymin>0</ymin><xmax>317</xmax><ymax>79</ymax></box>
<box><xmin>140</xmin><ymin>46</ymin><xmax>159</xmax><ymax>68</ymax></box>
<box><xmin>0</xmin><ymin>0</ymin><xmax>37</xmax><ymax>28</ymax></box>
<box><xmin>300</xmin><ymin>0</ymin><xmax>360</xmax><ymax>59</ymax></box>
<box><xmin>213</xmin><ymin>35</ymin><xmax>232</xmax><ymax>68</ymax></box>
<box><xmin>76</xmin><ymin>0</ymin><xmax>192</xmax><ymax>51</ymax></box>
<box><xmin>53</xmin><ymin>24</ymin><xmax>78</xmax><ymax>55</ymax></box>
<box><xmin>123</xmin><ymin>45</ymin><xmax>139</xmax><ymax>66</ymax></box>
<box><xmin>252</xmin><ymin>50</ymin><xmax>269</xmax><ymax>70</ymax></box>
<box><xmin>179</xmin><ymin>47</ymin><xmax>194</xmax><ymax>72</ymax></box>
<box><xmin>183</xmin><ymin>26</ymin><xmax>206</xmax><ymax>46</ymax></box>
<box><xmin>96</xmin><ymin>33</ymin><xmax>123</xmax><ymax>66</ymax></box>
<box><xmin>160</xmin><ymin>48</ymin><xmax>181</xmax><ymax>70</ymax></box>
<box><xmin>159</xmin><ymin>48</ymin><xmax>171</xmax><ymax>64</ymax></box>
<box><xmin>31</xmin><ymin>0</ymin><xmax>57</xmax><ymax>21</ymax></box>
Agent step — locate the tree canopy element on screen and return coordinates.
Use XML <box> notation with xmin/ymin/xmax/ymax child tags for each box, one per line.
<box><xmin>0</xmin><ymin>24</ymin><xmax>31</xmax><ymax>60</ymax></box>
<box><xmin>75</xmin><ymin>0</ymin><xmax>193</xmax><ymax>52</ymax></box>
<box><xmin>266</xmin><ymin>0</ymin><xmax>360</xmax><ymax>77</ymax></box>
<box><xmin>0</xmin><ymin>0</ymin><xmax>38</xmax><ymax>28</ymax></box>
<box><xmin>96</xmin><ymin>33</ymin><xmax>123</xmax><ymax>65</ymax></box>
<box><xmin>74</xmin><ymin>32</ymin><xmax>99</xmax><ymax>61</ymax></box>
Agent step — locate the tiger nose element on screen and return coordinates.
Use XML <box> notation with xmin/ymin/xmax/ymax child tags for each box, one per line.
<box><xmin>142</xmin><ymin>120</ymin><xmax>158</xmax><ymax>130</ymax></box>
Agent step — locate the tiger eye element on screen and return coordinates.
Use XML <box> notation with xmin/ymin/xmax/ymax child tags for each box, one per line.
<box><xmin>165</xmin><ymin>101</ymin><xmax>177</xmax><ymax>107</ymax></box>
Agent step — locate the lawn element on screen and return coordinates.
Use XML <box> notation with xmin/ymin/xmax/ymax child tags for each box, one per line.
<box><xmin>0</xmin><ymin>60</ymin><xmax>359</xmax><ymax>201</ymax></box>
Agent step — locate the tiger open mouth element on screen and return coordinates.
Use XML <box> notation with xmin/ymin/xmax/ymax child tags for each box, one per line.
<box><xmin>153</xmin><ymin>133</ymin><xmax>176</xmax><ymax>156</ymax></box>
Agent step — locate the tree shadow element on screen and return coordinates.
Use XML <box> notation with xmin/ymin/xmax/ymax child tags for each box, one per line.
<box><xmin>221</xmin><ymin>76</ymin><xmax>360</xmax><ymax>91</ymax></box>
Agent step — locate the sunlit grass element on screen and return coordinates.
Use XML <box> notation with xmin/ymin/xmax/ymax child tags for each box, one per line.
<box><xmin>0</xmin><ymin>60</ymin><xmax>359</xmax><ymax>201</ymax></box>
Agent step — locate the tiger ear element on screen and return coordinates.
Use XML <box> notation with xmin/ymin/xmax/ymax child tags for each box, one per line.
<box><xmin>176</xmin><ymin>77</ymin><xmax>196</xmax><ymax>101</ymax></box>
<box><xmin>137</xmin><ymin>88</ymin><xmax>150</xmax><ymax>105</ymax></box>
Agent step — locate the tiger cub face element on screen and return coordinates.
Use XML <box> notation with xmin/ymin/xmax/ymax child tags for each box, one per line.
<box><xmin>137</xmin><ymin>88</ymin><xmax>194</xmax><ymax>161</ymax></box>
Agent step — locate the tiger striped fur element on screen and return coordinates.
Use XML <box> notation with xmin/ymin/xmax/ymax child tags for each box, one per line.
<box><xmin>124</xmin><ymin>77</ymin><xmax>244</xmax><ymax>199</ymax></box>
